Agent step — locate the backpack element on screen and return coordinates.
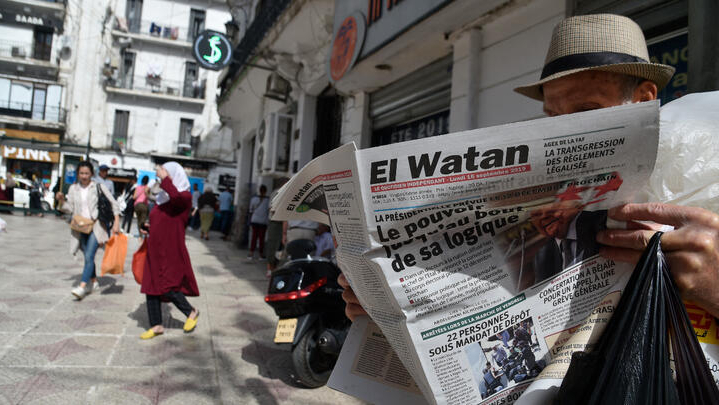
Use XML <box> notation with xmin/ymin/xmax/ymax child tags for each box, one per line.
<box><xmin>97</xmin><ymin>184</ymin><xmax>114</xmax><ymax>232</ymax></box>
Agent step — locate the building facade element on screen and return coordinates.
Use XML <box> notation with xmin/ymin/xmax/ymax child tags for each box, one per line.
<box><xmin>217</xmin><ymin>0</ymin><xmax>716</xmax><ymax>241</ymax></box>
<box><xmin>218</xmin><ymin>0</ymin><xmax>336</xmax><ymax>241</ymax></box>
<box><xmin>0</xmin><ymin>0</ymin><xmax>72</xmax><ymax>188</ymax></box>
<box><xmin>1</xmin><ymin>0</ymin><xmax>233</xmax><ymax>197</ymax></box>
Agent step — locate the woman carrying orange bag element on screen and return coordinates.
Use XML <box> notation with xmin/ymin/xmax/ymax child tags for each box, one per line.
<box><xmin>138</xmin><ymin>162</ymin><xmax>199</xmax><ymax>339</ymax></box>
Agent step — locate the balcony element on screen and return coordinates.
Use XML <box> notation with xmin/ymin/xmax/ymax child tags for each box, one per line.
<box><xmin>0</xmin><ymin>40</ymin><xmax>58</xmax><ymax>79</ymax></box>
<box><xmin>0</xmin><ymin>100</ymin><xmax>66</xmax><ymax>130</ymax></box>
<box><xmin>105</xmin><ymin>74</ymin><xmax>206</xmax><ymax>106</ymax></box>
<box><xmin>112</xmin><ymin>19</ymin><xmax>193</xmax><ymax>50</ymax></box>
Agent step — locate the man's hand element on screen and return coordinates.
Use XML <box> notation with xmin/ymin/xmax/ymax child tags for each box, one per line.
<box><xmin>55</xmin><ymin>192</ymin><xmax>65</xmax><ymax>202</ymax></box>
<box><xmin>112</xmin><ymin>216</ymin><xmax>121</xmax><ymax>235</ymax></box>
<box><xmin>598</xmin><ymin>203</ymin><xmax>719</xmax><ymax>318</ymax></box>
<box><xmin>338</xmin><ymin>273</ymin><xmax>368</xmax><ymax>321</ymax></box>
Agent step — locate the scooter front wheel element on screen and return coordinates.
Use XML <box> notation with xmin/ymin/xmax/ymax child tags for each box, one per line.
<box><xmin>292</xmin><ymin>327</ymin><xmax>336</xmax><ymax>388</ymax></box>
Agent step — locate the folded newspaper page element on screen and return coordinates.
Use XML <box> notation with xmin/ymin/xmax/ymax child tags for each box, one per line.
<box><xmin>271</xmin><ymin>101</ymin><xmax>719</xmax><ymax>404</ymax></box>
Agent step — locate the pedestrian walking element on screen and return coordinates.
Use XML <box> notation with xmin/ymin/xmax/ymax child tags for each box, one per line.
<box><xmin>122</xmin><ymin>177</ymin><xmax>136</xmax><ymax>233</ymax></box>
<box><xmin>218</xmin><ymin>187</ymin><xmax>234</xmax><ymax>240</ymax></box>
<box><xmin>134</xmin><ymin>176</ymin><xmax>149</xmax><ymax>235</ymax></box>
<box><xmin>247</xmin><ymin>185</ymin><xmax>269</xmax><ymax>259</ymax></box>
<box><xmin>139</xmin><ymin>162</ymin><xmax>199</xmax><ymax>339</ymax></box>
<box><xmin>95</xmin><ymin>164</ymin><xmax>115</xmax><ymax>197</ymax></box>
<box><xmin>56</xmin><ymin>161</ymin><xmax>121</xmax><ymax>300</ymax></box>
<box><xmin>190</xmin><ymin>183</ymin><xmax>201</xmax><ymax>229</ymax></box>
<box><xmin>198</xmin><ymin>187</ymin><xmax>216</xmax><ymax>240</ymax></box>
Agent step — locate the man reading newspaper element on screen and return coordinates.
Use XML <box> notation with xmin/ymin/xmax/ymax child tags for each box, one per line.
<box><xmin>339</xmin><ymin>13</ymin><xmax>719</xmax><ymax>329</ymax></box>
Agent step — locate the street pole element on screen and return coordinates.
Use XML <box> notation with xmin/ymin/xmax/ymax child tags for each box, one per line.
<box><xmin>85</xmin><ymin>130</ymin><xmax>91</xmax><ymax>160</ymax></box>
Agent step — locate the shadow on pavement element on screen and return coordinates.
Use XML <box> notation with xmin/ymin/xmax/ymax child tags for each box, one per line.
<box><xmin>127</xmin><ymin>302</ymin><xmax>184</xmax><ymax>330</ymax></box>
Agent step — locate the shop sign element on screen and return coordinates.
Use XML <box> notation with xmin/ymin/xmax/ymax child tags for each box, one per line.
<box><xmin>0</xmin><ymin>11</ymin><xmax>55</xmax><ymax>28</ymax></box>
<box><xmin>108</xmin><ymin>167</ymin><xmax>137</xmax><ymax>178</ymax></box>
<box><xmin>327</xmin><ymin>11</ymin><xmax>366</xmax><ymax>82</ymax></box>
<box><xmin>372</xmin><ymin>110</ymin><xmax>449</xmax><ymax>146</ymax></box>
<box><xmin>1</xmin><ymin>145</ymin><xmax>59</xmax><ymax>163</ymax></box>
<box><xmin>219</xmin><ymin>174</ymin><xmax>236</xmax><ymax>190</ymax></box>
<box><xmin>333</xmin><ymin>0</ymin><xmax>451</xmax><ymax>59</ymax></box>
<box><xmin>192</xmin><ymin>30</ymin><xmax>233</xmax><ymax>71</ymax></box>
<box><xmin>648</xmin><ymin>31</ymin><xmax>687</xmax><ymax>104</ymax></box>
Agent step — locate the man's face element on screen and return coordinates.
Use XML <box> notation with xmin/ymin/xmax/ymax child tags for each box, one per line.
<box><xmin>542</xmin><ymin>71</ymin><xmax>630</xmax><ymax>117</ymax></box>
<box><xmin>99</xmin><ymin>169</ymin><xmax>108</xmax><ymax>179</ymax></box>
<box><xmin>530</xmin><ymin>200</ymin><xmax>582</xmax><ymax>239</ymax></box>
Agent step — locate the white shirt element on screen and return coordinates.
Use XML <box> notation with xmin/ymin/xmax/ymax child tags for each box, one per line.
<box><xmin>78</xmin><ymin>184</ymin><xmax>92</xmax><ymax>219</ymax></box>
<box><xmin>249</xmin><ymin>195</ymin><xmax>269</xmax><ymax>225</ymax></box>
<box><xmin>314</xmin><ymin>231</ymin><xmax>334</xmax><ymax>258</ymax></box>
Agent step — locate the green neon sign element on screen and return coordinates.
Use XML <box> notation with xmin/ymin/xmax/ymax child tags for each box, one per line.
<box><xmin>202</xmin><ymin>35</ymin><xmax>223</xmax><ymax>64</ymax></box>
<box><xmin>193</xmin><ymin>31</ymin><xmax>232</xmax><ymax>71</ymax></box>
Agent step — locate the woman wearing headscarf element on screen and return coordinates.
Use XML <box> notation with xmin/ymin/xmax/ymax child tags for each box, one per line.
<box><xmin>139</xmin><ymin>162</ymin><xmax>199</xmax><ymax>339</ymax></box>
<box><xmin>197</xmin><ymin>186</ymin><xmax>217</xmax><ymax>240</ymax></box>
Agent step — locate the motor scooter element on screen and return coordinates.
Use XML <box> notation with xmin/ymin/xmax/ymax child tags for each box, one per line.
<box><xmin>265</xmin><ymin>239</ymin><xmax>349</xmax><ymax>387</ymax></box>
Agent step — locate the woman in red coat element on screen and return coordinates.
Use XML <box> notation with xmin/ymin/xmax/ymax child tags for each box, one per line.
<box><xmin>139</xmin><ymin>162</ymin><xmax>199</xmax><ymax>339</ymax></box>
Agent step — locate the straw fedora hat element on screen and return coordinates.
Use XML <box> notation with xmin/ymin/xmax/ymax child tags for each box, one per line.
<box><xmin>514</xmin><ymin>14</ymin><xmax>675</xmax><ymax>101</ymax></box>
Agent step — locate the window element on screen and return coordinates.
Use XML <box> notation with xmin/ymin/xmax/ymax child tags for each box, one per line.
<box><xmin>0</xmin><ymin>79</ymin><xmax>63</xmax><ymax>122</ymax></box>
<box><xmin>183</xmin><ymin>62</ymin><xmax>198</xmax><ymax>98</ymax></box>
<box><xmin>120</xmin><ymin>50</ymin><xmax>135</xmax><ymax>89</ymax></box>
<box><xmin>178</xmin><ymin>118</ymin><xmax>193</xmax><ymax>155</ymax></box>
<box><xmin>188</xmin><ymin>9</ymin><xmax>205</xmax><ymax>41</ymax></box>
<box><xmin>33</xmin><ymin>27</ymin><xmax>53</xmax><ymax>61</ymax></box>
<box><xmin>10</xmin><ymin>81</ymin><xmax>32</xmax><ymax>114</ymax></box>
<box><xmin>45</xmin><ymin>85</ymin><xmax>62</xmax><ymax>122</ymax></box>
<box><xmin>113</xmin><ymin>110</ymin><xmax>130</xmax><ymax>150</ymax></box>
<box><xmin>32</xmin><ymin>86</ymin><xmax>47</xmax><ymax>120</ymax></box>
<box><xmin>126</xmin><ymin>0</ymin><xmax>143</xmax><ymax>33</ymax></box>
<box><xmin>0</xmin><ymin>78</ymin><xmax>10</xmax><ymax>109</ymax></box>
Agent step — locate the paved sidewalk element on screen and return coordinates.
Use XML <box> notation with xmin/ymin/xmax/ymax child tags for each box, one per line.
<box><xmin>0</xmin><ymin>213</ymin><xmax>366</xmax><ymax>404</ymax></box>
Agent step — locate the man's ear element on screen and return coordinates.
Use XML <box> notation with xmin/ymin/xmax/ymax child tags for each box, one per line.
<box><xmin>632</xmin><ymin>80</ymin><xmax>658</xmax><ymax>102</ymax></box>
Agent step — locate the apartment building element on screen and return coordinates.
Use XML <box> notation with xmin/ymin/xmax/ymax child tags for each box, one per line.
<box><xmin>0</xmin><ymin>0</ymin><xmax>71</xmax><ymax>187</ymax></box>
<box><xmin>95</xmin><ymin>0</ymin><xmax>232</xmax><ymax>191</ymax></box>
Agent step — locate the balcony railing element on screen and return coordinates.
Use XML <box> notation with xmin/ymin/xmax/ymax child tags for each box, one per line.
<box><xmin>0</xmin><ymin>39</ymin><xmax>52</xmax><ymax>62</ymax></box>
<box><xmin>115</xmin><ymin>18</ymin><xmax>194</xmax><ymax>43</ymax></box>
<box><xmin>107</xmin><ymin>74</ymin><xmax>205</xmax><ymax>100</ymax></box>
<box><xmin>0</xmin><ymin>100</ymin><xmax>66</xmax><ymax>123</ymax></box>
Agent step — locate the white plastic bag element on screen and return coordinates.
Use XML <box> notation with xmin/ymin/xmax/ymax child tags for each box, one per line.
<box><xmin>641</xmin><ymin>92</ymin><xmax>719</xmax><ymax>212</ymax></box>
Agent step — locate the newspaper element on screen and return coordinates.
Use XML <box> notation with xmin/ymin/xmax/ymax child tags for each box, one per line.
<box><xmin>271</xmin><ymin>101</ymin><xmax>719</xmax><ymax>404</ymax></box>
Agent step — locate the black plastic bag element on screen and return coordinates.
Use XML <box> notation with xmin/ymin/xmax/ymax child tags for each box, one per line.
<box><xmin>555</xmin><ymin>232</ymin><xmax>719</xmax><ymax>405</ymax></box>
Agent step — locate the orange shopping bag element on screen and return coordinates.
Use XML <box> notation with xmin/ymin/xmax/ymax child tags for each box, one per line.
<box><xmin>132</xmin><ymin>239</ymin><xmax>147</xmax><ymax>285</ymax></box>
<box><xmin>101</xmin><ymin>233</ymin><xmax>128</xmax><ymax>275</ymax></box>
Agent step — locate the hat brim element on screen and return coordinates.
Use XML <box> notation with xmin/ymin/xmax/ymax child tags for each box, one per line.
<box><xmin>514</xmin><ymin>62</ymin><xmax>676</xmax><ymax>101</ymax></box>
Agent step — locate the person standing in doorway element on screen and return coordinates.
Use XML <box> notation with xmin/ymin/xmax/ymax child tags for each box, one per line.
<box><xmin>247</xmin><ymin>185</ymin><xmax>269</xmax><ymax>260</ymax></box>
<box><xmin>218</xmin><ymin>187</ymin><xmax>234</xmax><ymax>240</ymax></box>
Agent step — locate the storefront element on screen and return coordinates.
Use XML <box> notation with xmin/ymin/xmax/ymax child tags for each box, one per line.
<box><xmin>370</xmin><ymin>55</ymin><xmax>452</xmax><ymax>146</ymax></box>
<box><xmin>0</xmin><ymin>128</ymin><xmax>61</xmax><ymax>187</ymax></box>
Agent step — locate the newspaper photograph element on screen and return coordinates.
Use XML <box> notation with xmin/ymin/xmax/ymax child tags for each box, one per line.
<box><xmin>270</xmin><ymin>101</ymin><xmax>719</xmax><ymax>405</ymax></box>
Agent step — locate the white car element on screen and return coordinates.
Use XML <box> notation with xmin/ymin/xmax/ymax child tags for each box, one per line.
<box><xmin>12</xmin><ymin>177</ymin><xmax>54</xmax><ymax>211</ymax></box>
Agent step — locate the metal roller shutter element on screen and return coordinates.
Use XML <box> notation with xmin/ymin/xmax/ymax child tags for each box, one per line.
<box><xmin>370</xmin><ymin>55</ymin><xmax>452</xmax><ymax>132</ymax></box>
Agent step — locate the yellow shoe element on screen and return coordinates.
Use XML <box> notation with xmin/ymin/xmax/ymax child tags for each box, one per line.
<box><xmin>183</xmin><ymin>310</ymin><xmax>199</xmax><ymax>333</ymax></box>
<box><xmin>140</xmin><ymin>328</ymin><xmax>163</xmax><ymax>340</ymax></box>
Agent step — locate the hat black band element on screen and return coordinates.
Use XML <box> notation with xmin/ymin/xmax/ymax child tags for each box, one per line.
<box><xmin>541</xmin><ymin>52</ymin><xmax>648</xmax><ymax>79</ymax></box>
